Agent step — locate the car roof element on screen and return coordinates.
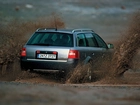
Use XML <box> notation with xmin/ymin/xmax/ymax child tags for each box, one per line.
<box><xmin>35</xmin><ymin>28</ymin><xmax>94</xmax><ymax>34</ymax></box>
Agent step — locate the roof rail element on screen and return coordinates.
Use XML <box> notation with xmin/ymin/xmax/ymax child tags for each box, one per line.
<box><xmin>72</xmin><ymin>29</ymin><xmax>94</xmax><ymax>33</ymax></box>
<box><xmin>36</xmin><ymin>28</ymin><xmax>57</xmax><ymax>31</ymax></box>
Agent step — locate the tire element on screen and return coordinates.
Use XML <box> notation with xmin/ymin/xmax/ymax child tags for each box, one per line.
<box><xmin>59</xmin><ymin>70</ymin><xmax>70</xmax><ymax>82</ymax></box>
<box><xmin>20</xmin><ymin>67</ymin><xmax>28</xmax><ymax>71</ymax></box>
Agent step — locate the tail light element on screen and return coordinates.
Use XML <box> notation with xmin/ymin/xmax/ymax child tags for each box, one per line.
<box><xmin>21</xmin><ymin>47</ymin><xmax>26</xmax><ymax>57</ymax></box>
<box><xmin>53</xmin><ymin>51</ymin><xmax>57</xmax><ymax>54</ymax></box>
<box><xmin>68</xmin><ymin>50</ymin><xmax>79</xmax><ymax>59</ymax></box>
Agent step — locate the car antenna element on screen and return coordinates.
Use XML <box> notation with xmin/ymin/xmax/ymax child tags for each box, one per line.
<box><xmin>53</xmin><ymin>14</ymin><xmax>57</xmax><ymax>31</ymax></box>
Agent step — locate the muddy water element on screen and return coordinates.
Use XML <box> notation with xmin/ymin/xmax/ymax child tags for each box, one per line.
<box><xmin>67</xmin><ymin>12</ymin><xmax>140</xmax><ymax>84</ymax></box>
<box><xmin>0</xmin><ymin>11</ymin><xmax>140</xmax><ymax>85</ymax></box>
<box><xmin>0</xmin><ymin>16</ymin><xmax>65</xmax><ymax>83</ymax></box>
<box><xmin>110</xmin><ymin>12</ymin><xmax>140</xmax><ymax>77</ymax></box>
<box><xmin>1</xmin><ymin>12</ymin><xmax>140</xmax><ymax>84</ymax></box>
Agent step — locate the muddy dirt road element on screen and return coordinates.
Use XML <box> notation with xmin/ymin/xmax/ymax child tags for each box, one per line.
<box><xmin>0</xmin><ymin>0</ymin><xmax>140</xmax><ymax>105</ymax></box>
<box><xmin>0</xmin><ymin>70</ymin><xmax>140</xmax><ymax>105</ymax></box>
<box><xmin>0</xmin><ymin>81</ymin><xmax>140</xmax><ymax>105</ymax></box>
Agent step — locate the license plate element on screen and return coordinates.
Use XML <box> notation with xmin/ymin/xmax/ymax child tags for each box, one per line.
<box><xmin>37</xmin><ymin>54</ymin><xmax>56</xmax><ymax>59</ymax></box>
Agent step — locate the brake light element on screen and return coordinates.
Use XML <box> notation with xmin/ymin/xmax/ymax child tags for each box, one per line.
<box><xmin>68</xmin><ymin>50</ymin><xmax>79</xmax><ymax>59</ymax></box>
<box><xmin>36</xmin><ymin>50</ymin><xmax>40</xmax><ymax>54</ymax></box>
<box><xmin>53</xmin><ymin>51</ymin><xmax>57</xmax><ymax>54</ymax></box>
<box><xmin>21</xmin><ymin>48</ymin><xmax>26</xmax><ymax>57</ymax></box>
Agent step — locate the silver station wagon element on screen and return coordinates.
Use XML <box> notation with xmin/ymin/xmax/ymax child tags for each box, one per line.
<box><xmin>20</xmin><ymin>28</ymin><xmax>113</xmax><ymax>76</ymax></box>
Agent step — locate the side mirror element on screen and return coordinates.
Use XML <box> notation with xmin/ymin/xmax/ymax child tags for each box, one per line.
<box><xmin>107</xmin><ymin>43</ymin><xmax>114</xmax><ymax>49</ymax></box>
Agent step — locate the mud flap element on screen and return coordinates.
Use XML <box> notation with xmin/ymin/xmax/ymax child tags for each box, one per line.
<box><xmin>84</xmin><ymin>56</ymin><xmax>92</xmax><ymax>64</ymax></box>
<box><xmin>84</xmin><ymin>56</ymin><xmax>92</xmax><ymax>81</ymax></box>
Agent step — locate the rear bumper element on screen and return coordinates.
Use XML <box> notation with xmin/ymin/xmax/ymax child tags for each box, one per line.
<box><xmin>20</xmin><ymin>57</ymin><xmax>79</xmax><ymax>72</ymax></box>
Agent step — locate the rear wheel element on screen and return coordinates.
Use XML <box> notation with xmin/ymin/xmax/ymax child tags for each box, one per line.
<box><xmin>20</xmin><ymin>67</ymin><xmax>28</xmax><ymax>71</ymax></box>
<box><xmin>59</xmin><ymin>70</ymin><xmax>70</xmax><ymax>82</ymax></box>
<box><xmin>29</xmin><ymin>69</ymin><xmax>34</xmax><ymax>73</ymax></box>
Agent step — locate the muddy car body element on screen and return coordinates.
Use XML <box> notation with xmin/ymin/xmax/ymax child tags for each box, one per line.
<box><xmin>20</xmin><ymin>28</ymin><xmax>113</xmax><ymax>75</ymax></box>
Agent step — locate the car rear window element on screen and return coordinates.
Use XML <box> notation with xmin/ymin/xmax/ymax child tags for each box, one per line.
<box><xmin>27</xmin><ymin>32</ymin><xmax>73</xmax><ymax>47</ymax></box>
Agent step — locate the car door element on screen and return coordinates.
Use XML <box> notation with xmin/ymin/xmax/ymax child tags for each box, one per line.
<box><xmin>76</xmin><ymin>33</ymin><xmax>88</xmax><ymax>61</ymax></box>
<box><xmin>94</xmin><ymin>33</ymin><xmax>112</xmax><ymax>58</ymax></box>
<box><xmin>84</xmin><ymin>33</ymin><xmax>108</xmax><ymax>61</ymax></box>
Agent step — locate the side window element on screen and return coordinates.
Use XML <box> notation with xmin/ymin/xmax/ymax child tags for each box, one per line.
<box><xmin>85</xmin><ymin>33</ymin><xmax>98</xmax><ymax>47</ymax></box>
<box><xmin>94</xmin><ymin>33</ymin><xmax>108</xmax><ymax>48</ymax></box>
<box><xmin>77</xmin><ymin>34</ymin><xmax>86</xmax><ymax>47</ymax></box>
